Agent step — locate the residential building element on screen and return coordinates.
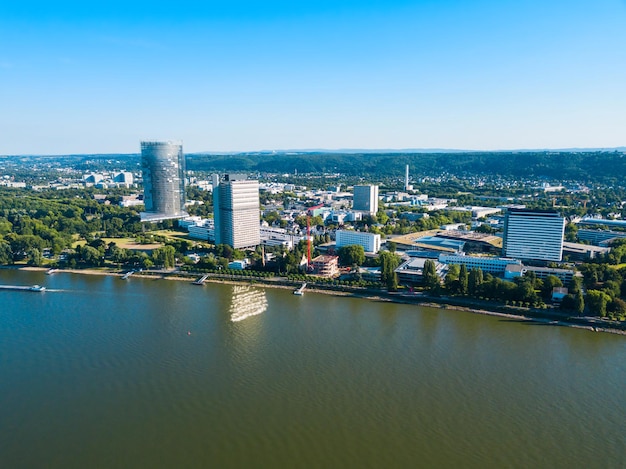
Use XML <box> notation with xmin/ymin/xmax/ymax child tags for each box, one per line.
<box><xmin>336</xmin><ymin>230</ymin><xmax>381</xmax><ymax>253</ymax></box>
<box><xmin>502</xmin><ymin>209</ymin><xmax>565</xmax><ymax>262</ymax></box>
<box><xmin>140</xmin><ymin>141</ymin><xmax>188</xmax><ymax>222</ymax></box>
<box><xmin>213</xmin><ymin>174</ymin><xmax>260</xmax><ymax>249</ymax></box>
<box><xmin>353</xmin><ymin>185</ymin><xmax>379</xmax><ymax>214</ymax></box>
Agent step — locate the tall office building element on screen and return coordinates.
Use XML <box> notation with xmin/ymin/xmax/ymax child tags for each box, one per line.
<box><xmin>213</xmin><ymin>174</ymin><xmax>260</xmax><ymax>249</ymax></box>
<box><xmin>353</xmin><ymin>185</ymin><xmax>379</xmax><ymax>214</ymax></box>
<box><xmin>503</xmin><ymin>209</ymin><xmax>565</xmax><ymax>262</ymax></box>
<box><xmin>140</xmin><ymin>141</ymin><xmax>188</xmax><ymax>222</ymax></box>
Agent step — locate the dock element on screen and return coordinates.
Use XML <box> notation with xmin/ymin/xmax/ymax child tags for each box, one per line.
<box><xmin>193</xmin><ymin>274</ymin><xmax>210</xmax><ymax>285</ymax></box>
<box><xmin>46</xmin><ymin>268</ymin><xmax>58</xmax><ymax>275</ymax></box>
<box><xmin>121</xmin><ymin>270</ymin><xmax>135</xmax><ymax>280</ymax></box>
<box><xmin>293</xmin><ymin>282</ymin><xmax>307</xmax><ymax>296</ymax></box>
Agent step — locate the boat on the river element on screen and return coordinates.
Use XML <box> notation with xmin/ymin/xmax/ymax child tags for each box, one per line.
<box><xmin>29</xmin><ymin>285</ymin><xmax>46</xmax><ymax>292</ymax></box>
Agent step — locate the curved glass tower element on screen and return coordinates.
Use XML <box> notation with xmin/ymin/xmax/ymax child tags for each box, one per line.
<box><xmin>140</xmin><ymin>141</ymin><xmax>188</xmax><ymax>222</ymax></box>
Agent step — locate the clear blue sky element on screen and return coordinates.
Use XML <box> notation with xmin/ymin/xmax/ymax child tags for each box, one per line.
<box><xmin>1</xmin><ymin>0</ymin><xmax>625</xmax><ymax>154</ymax></box>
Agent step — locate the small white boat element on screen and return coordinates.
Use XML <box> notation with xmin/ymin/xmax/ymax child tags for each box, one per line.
<box><xmin>29</xmin><ymin>285</ymin><xmax>46</xmax><ymax>292</ymax></box>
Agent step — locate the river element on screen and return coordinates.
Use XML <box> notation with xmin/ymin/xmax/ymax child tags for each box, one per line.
<box><xmin>0</xmin><ymin>269</ymin><xmax>625</xmax><ymax>468</ymax></box>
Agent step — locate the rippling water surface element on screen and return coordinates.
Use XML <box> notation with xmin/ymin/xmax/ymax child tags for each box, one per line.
<box><xmin>1</xmin><ymin>269</ymin><xmax>625</xmax><ymax>468</ymax></box>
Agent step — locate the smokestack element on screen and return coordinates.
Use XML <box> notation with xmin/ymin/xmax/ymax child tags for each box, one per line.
<box><xmin>405</xmin><ymin>164</ymin><xmax>409</xmax><ymax>191</ymax></box>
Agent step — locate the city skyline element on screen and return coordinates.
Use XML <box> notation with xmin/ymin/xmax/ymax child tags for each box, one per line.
<box><xmin>1</xmin><ymin>0</ymin><xmax>625</xmax><ymax>155</ymax></box>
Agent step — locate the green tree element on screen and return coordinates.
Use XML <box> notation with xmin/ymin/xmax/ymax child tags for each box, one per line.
<box><xmin>444</xmin><ymin>264</ymin><xmax>460</xmax><ymax>293</ymax></box>
<box><xmin>515</xmin><ymin>278</ymin><xmax>538</xmax><ymax>305</ymax></box>
<box><xmin>338</xmin><ymin>244</ymin><xmax>366</xmax><ymax>267</ymax></box>
<box><xmin>27</xmin><ymin>248</ymin><xmax>43</xmax><ymax>267</ymax></box>
<box><xmin>541</xmin><ymin>275</ymin><xmax>563</xmax><ymax>301</ymax></box>
<box><xmin>564</xmin><ymin>223</ymin><xmax>578</xmax><ymax>242</ymax></box>
<box><xmin>379</xmin><ymin>251</ymin><xmax>400</xmax><ymax>292</ymax></box>
<box><xmin>468</xmin><ymin>268</ymin><xmax>484</xmax><ymax>296</ymax></box>
<box><xmin>423</xmin><ymin>259</ymin><xmax>439</xmax><ymax>290</ymax></box>
<box><xmin>376</xmin><ymin>210</ymin><xmax>389</xmax><ymax>225</ymax></box>
<box><xmin>152</xmin><ymin>245</ymin><xmax>176</xmax><ymax>268</ymax></box>
<box><xmin>574</xmin><ymin>289</ymin><xmax>585</xmax><ymax>315</ymax></box>
<box><xmin>0</xmin><ymin>242</ymin><xmax>13</xmax><ymax>264</ymax></box>
<box><xmin>608</xmin><ymin>298</ymin><xmax>626</xmax><ymax>316</ymax></box>
<box><xmin>586</xmin><ymin>290</ymin><xmax>611</xmax><ymax>317</ymax></box>
<box><xmin>458</xmin><ymin>264</ymin><xmax>468</xmax><ymax>295</ymax></box>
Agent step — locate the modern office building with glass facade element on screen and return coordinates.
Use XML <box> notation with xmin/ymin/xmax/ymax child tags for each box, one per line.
<box><xmin>140</xmin><ymin>141</ymin><xmax>188</xmax><ymax>222</ymax></box>
<box><xmin>212</xmin><ymin>174</ymin><xmax>260</xmax><ymax>249</ymax></box>
<box><xmin>353</xmin><ymin>185</ymin><xmax>379</xmax><ymax>214</ymax></box>
<box><xmin>502</xmin><ymin>209</ymin><xmax>565</xmax><ymax>262</ymax></box>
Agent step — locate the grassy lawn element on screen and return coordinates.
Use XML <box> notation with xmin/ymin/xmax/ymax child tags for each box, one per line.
<box><xmin>72</xmin><ymin>237</ymin><xmax>163</xmax><ymax>250</ymax></box>
<box><xmin>70</xmin><ymin>230</ymin><xmax>196</xmax><ymax>251</ymax></box>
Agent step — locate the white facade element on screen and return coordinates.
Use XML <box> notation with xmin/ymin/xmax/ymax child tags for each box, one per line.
<box><xmin>260</xmin><ymin>226</ymin><xmax>303</xmax><ymax>250</ymax></box>
<box><xmin>114</xmin><ymin>172</ymin><xmax>134</xmax><ymax>185</ymax></box>
<box><xmin>186</xmin><ymin>219</ymin><xmax>215</xmax><ymax>241</ymax></box>
<box><xmin>353</xmin><ymin>185</ymin><xmax>379</xmax><ymax>214</ymax></box>
<box><xmin>213</xmin><ymin>174</ymin><xmax>260</xmax><ymax>249</ymax></box>
<box><xmin>439</xmin><ymin>253</ymin><xmax>521</xmax><ymax>275</ymax></box>
<box><xmin>336</xmin><ymin>230</ymin><xmax>381</xmax><ymax>253</ymax></box>
<box><xmin>503</xmin><ymin>209</ymin><xmax>565</xmax><ymax>262</ymax></box>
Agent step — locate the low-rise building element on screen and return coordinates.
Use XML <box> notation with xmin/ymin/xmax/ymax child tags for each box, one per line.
<box><xmin>395</xmin><ymin>258</ymin><xmax>446</xmax><ymax>285</ymax></box>
<box><xmin>438</xmin><ymin>253</ymin><xmax>521</xmax><ymax>275</ymax></box>
<box><xmin>311</xmin><ymin>255</ymin><xmax>339</xmax><ymax>277</ymax></box>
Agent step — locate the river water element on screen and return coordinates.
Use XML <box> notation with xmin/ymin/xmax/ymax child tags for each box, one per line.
<box><xmin>0</xmin><ymin>269</ymin><xmax>625</xmax><ymax>468</ymax></box>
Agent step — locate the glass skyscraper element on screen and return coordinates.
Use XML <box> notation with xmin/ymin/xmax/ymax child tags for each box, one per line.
<box><xmin>140</xmin><ymin>141</ymin><xmax>188</xmax><ymax>222</ymax></box>
<box><xmin>353</xmin><ymin>185</ymin><xmax>379</xmax><ymax>214</ymax></box>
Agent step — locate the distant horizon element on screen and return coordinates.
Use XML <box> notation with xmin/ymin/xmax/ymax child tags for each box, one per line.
<box><xmin>2</xmin><ymin>145</ymin><xmax>625</xmax><ymax>158</ymax></box>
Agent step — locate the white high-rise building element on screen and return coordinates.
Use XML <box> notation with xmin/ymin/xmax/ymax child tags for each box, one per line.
<box><xmin>213</xmin><ymin>174</ymin><xmax>260</xmax><ymax>249</ymax></box>
<box><xmin>336</xmin><ymin>230</ymin><xmax>381</xmax><ymax>253</ymax></box>
<box><xmin>140</xmin><ymin>141</ymin><xmax>188</xmax><ymax>222</ymax></box>
<box><xmin>353</xmin><ymin>185</ymin><xmax>379</xmax><ymax>214</ymax></box>
<box><xmin>503</xmin><ymin>209</ymin><xmax>565</xmax><ymax>262</ymax></box>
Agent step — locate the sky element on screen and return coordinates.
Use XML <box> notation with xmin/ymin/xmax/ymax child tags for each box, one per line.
<box><xmin>1</xmin><ymin>0</ymin><xmax>625</xmax><ymax>155</ymax></box>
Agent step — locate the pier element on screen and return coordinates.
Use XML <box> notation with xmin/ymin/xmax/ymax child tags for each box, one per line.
<box><xmin>293</xmin><ymin>282</ymin><xmax>307</xmax><ymax>296</ymax></box>
<box><xmin>193</xmin><ymin>274</ymin><xmax>210</xmax><ymax>285</ymax></box>
<box><xmin>121</xmin><ymin>270</ymin><xmax>135</xmax><ymax>280</ymax></box>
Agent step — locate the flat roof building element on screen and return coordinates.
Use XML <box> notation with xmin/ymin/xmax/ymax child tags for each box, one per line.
<box><xmin>438</xmin><ymin>253</ymin><xmax>521</xmax><ymax>275</ymax></box>
<box><xmin>336</xmin><ymin>230</ymin><xmax>381</xmax><ymax>254</ymax></box>
<box><xmin>311</xmin><ymin>255</ymin><xmax>339</xmax><ymax>278</ymax></box>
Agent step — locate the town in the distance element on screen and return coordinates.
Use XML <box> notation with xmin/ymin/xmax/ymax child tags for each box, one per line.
<box><xmin>1</xmin><ymin>141</ymin><xmax>625</xmax><ymax>327</ymax></box>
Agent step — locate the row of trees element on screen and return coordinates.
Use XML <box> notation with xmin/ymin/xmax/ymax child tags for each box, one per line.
<box><xmin>422</xmin><ymin>260</ymin><xmax>589</xmax><ymax>313</ymax></box>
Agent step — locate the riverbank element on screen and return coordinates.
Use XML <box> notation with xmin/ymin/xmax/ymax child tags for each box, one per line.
<box><xmin>10</xmin><ymin>265</ymin><xmax>626</xmax><ymax>336</ymax></box>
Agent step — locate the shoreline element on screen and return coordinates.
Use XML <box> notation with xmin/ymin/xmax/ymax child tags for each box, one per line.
<box><xmin>9</xmin><ymin>265</ymin><xmax>626</xmax><ymax>336</ymax></box>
